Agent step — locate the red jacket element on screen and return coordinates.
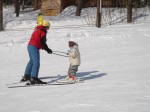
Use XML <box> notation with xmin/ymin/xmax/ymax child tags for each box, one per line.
<box><xmin>28</xmin><ymin>26</ymin><xmax>47</xmax><ymax>49</ymax></box>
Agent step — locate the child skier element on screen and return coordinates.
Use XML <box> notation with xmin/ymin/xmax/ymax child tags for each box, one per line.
<box><xmin>20</xmin><ymin>20</ymin><xmax>52</xmax><ymax>85</ymax></box>
<box><xmin>65</xmin><ymin>41</ymin><xmax>81</xmax><ymax>82</ymax></box>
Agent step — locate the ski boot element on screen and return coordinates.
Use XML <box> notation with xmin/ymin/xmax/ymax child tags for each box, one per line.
<box><xmin>29</xmin><ymin>77</ymin><xmax>47</xmax><ymax>85</ymax></box>
<box><xmin>20</xmin><ymin>75</ymin><xmax>30</xmax><ymax>82</ymax></box>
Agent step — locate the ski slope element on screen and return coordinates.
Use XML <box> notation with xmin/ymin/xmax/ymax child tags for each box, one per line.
<box><xmin>0</xmin><ymin>6</ymin><xmax>150</xmax><ymax>112</ymax></box>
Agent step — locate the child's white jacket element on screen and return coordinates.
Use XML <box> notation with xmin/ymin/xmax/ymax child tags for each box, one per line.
<box><xmin>68</xmin><ymin>45</ymin><xmax>81</xmax><ymax>66</ymax></box>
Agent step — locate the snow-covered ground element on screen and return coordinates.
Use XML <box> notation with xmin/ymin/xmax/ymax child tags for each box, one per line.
<box><xmin>0</xmin><ymin>6</ymin><xmax>150</xmax><ymax>112</ymax></box>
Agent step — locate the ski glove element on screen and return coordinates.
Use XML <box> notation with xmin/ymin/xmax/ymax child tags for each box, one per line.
<box><xmin>47</xmin><ymin>48</ymin><xmax>53</xmax><ymax>54</ymax></box>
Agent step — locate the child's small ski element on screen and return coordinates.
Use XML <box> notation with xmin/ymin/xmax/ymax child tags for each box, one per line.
<box><xmin>56</xmin><ymin>77</ymin><xmax>84</xmax><ymax>84</ymax></box>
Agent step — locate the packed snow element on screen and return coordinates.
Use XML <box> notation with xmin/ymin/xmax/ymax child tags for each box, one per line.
<box><xmin>0</xmin><ymin>6</ymin><xmax>150</xmax><ymax>112</ymax></box>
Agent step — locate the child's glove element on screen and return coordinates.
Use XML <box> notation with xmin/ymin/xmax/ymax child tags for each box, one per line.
<box><xmin>67</xmin><ymin>50</ymin><xmax>71</xmax><ymax>55</ymax></box>
<box><xmin>68</xmin><ymin>50</ymin><xmax>71</xmax><ymax>53</ymax></box>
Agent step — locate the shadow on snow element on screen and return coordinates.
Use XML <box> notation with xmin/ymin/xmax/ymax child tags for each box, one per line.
<box><xmin>77</xmin><ymin>71</ymin><xmax>107</xmax><ymax>80</ymax></box>
<box><xmin>39</xmin><ymin>71</ymin><xmax>107</xmax><ymax>83</ymax></box>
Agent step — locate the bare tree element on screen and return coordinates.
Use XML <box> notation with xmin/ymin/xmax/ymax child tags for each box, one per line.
<box><xmin>96</xmin><ymin>0</ymin><xmax>101</xmax><ymax>27</ymax></box>
<box><xmin>14</xmin><ymin>0</ymin><xmax>20</xmax><ymax>17</ymax></box>
<box><xmin>33</xmin><ymin>0</ymin><xmax>41</xmax><ymax>10</ymax></box>
<box><xmin>127</xmin><ymin>0</ymin><xmax>132</xmax><ymax>23</ymax></box>
<box><xmin>76</xmin><ymin>0</ymin><xmax>84</xmax><ymax>16</ymax></box>
<box><xmin>145</xmin><ymin>0</ymin><xmax>150</xmax><ymax>6</ymax></box>
<box><xmin>21</xmin><ymin>0</ymin><xmax>25</xmax><ymax>10</ymax></box>
<box><xmin>0</xmin><ymin>0</ymin><xmax>3</xmax><ymax>31</ymax></box>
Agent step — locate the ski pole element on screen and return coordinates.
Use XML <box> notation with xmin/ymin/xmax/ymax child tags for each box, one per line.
<box><xmin>53</xmin><ymin>51</ymin><xmax>67</xmax><ymax>54</ymax></box>
<box><xmin>53</xmin><ymin>53</ymin><xmax>68</xmax><ymax>57</ymax></box>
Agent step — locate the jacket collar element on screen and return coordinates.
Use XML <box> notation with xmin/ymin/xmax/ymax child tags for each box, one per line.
<box><xmin>36</xmin><ymin>25</ymin><xmax>47</xmax><ymax>33</ymax></box>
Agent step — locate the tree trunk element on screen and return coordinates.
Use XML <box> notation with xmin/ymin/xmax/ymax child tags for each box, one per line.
<box><xmin>112</xmin><ymin>0</ymin><xmax>115</xmax><ymax>7</ymax></box>
<box><xmin>145</xmin><ymin>0</ymin><xmax>150</xmax><ymax>6</ymax></box>
<box><xmin>22</xmin><ymin>0</ymin><xmax>25</xmax><ymax>10</ymax></box>
<box><xmin>145</xmin><ymin>0</ymin><xmax>147</xmax><ymax>5</ymax></box>
<box><xmin>127</xmin><ymin>0</ymin><xmax>132</xmax><ymax>23</ymax></box>
<box><xmin>33</xmin><ymin>0</ymin><xmax>39</xmax><ymax>10</ymax></box>
<box><xmin>96</xmin><ymin>0</ymin><xmax>101</xmax><ymax>28</ymax></box>
<box><xmin>76</xmin><ymin>0</ymin><xmax>84</xmax><ymax>16</ymax></box>
<box><xmin>0</xmin><ymin>0</ymin><xmax>3</xmax><ymax>31</ymax></box>
<box><xmin>15</xmin><ymin>0</ymin><xmax>20</xmax><ymax>17</ymax></box>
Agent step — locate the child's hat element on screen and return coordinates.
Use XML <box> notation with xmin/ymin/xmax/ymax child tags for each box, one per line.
<box><xmin>68</xmin><ymin>41</ymin><xmax>77</xmax><ymax>47</ymax></box>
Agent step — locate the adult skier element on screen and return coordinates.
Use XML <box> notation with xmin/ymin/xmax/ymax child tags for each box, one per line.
<box><xmin>20</xmin><ymin>20</ymin><xmax>52</xmax><ymax>85</ymax></box>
